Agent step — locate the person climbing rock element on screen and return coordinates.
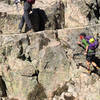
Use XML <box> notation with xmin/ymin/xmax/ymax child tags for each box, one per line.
<box><xmin>77</xmin><ymin>32</ymin><xmax>99</xmax><ymax>74</ymax></box>
<box><xmin>15</xmin><ymin>0</ymin><xmax>35</xmax><ymax>33</ymax></box>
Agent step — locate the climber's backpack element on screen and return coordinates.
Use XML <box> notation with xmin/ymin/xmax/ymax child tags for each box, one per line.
<box><xmin>15</xmin><ymin>0</ymin><xmax>35</xmax><ymax>4</ymax></box>
<box><xmin>85</xmin><ymin>36</ymin><xmax>99</xmax><ymax>50</ymax></box>
<box><xmin>27</xmin><ymin>0</ymin><xmax>35</xmax><ymax>4</ymax></box>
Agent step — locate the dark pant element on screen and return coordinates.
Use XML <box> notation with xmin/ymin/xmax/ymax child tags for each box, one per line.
<box><xmin>19</xmin><ymin>1</ymin><xmax>32</xmax><ymax>30</ymax></box>
<box><xmin>86</xmin><ymin>51</ymin><xmax>95</xmax><ymax>62</ymax></box>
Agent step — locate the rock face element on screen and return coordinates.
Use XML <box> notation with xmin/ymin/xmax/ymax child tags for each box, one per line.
<box><xmin>0</xmin><ymin>0</ymin><xmax>100</xmax><ymax>100</ymax></box>
<box><xmin>1</xmin><ymin>0</ymin><xmax>100</xmax><ymax>30</ymax></box>
<box><xmin>63</xmin><ymin>0</ymin><xmax>100</xmax><ymax>27</ymax></box>
<box><xmin>0</xmin><ymin>27</ymin><xmax>99</xmax><ymax>100</ymax></box>
<box><xmin>0</xmin><ymin>0</ymin><xmax>65</xmax><ymax>33</ymax></box>
<box><xmin>0</xmin><ymin>30</ymin><xmax>70</xmax><ymax>100</ymax></box>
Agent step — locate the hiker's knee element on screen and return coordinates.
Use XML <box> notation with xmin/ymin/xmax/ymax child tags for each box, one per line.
<box><xmin>86</xmin><ymin>60</ymin><xmax>90</xmax><ymax>65</ymax></box>
<box><xmin>91</xmin><ymin>61</ymin><xmax>96</xmax><ymax>66</ymax></box>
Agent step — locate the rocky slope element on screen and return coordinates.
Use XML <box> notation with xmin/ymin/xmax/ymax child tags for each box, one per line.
<box><xmin>0</xmin><ymin>0</ymin><xmax>100</xmax><ymax>100</ymax></box>
<box><xmin>0</xmin><ymin>0</ymin><xmax>65</xmax><ymax>33</ymax></box>
<box><xmin>0</xmin><ymin>27</ymin><xmax>99</xmax><ymax>100</ymax></box>
<box><xmin>63</xmin><ymin>0</ymin><xmax>100</xmax><ymax>27</ymax></box>
<box><xmin>1</xmin><ymin>0</ymin><xmax>100</xmax><ymax>33</ymax></box>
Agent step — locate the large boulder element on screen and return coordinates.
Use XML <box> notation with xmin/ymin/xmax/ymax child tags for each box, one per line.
<box><xmin>0</xmin><ymin>27</ymin><xmax>99</xmax><ymax>100</ymax></box>
<box><xmin>0</xmin><ymin>30</ymin><xmax>69</xmax><ymax>100</ymax></box>
<box><xmin>0</xmin><ymin>0</ymin><xmax>100</xmax><ymax>100</ymax></box>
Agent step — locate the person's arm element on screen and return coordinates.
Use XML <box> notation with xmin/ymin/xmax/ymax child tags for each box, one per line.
<box><xmin>77</xmin><ymin>41</ymin><xmax>81</xmax><ymax>45</ymax></box>
<box><xmin>81</xmin><ymin>39</ymin><xmax>89</xmax><ymax>54</ymax></box>
<box><xmin>85</xmin><ymin>45</ymin><xmax>89</xmax><ymax>53</ymax></box>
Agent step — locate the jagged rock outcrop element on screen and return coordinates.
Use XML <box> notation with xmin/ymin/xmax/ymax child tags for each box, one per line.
<box><xmin>1</xmin><ymin>0</ymin><xmax>100</xmax><ymax>30</ymax></box>
<box><xmin>63</xmin><ymin>0</ymin><xmax>100</xmax><ymax>27</ymax></box>
<box><xmin>0</xmin><ymin>0</ymin><xmax>100</xmax><ymax>100</ymax></box>
<box><xmin>0</xmin><ymin>0</ymin><xmax>65</xmax><ymax>33</ymax></box>
<box><xmin>0</xmin><ymin>27</ymin><xmax>99</xmax><ymax>100</ymax></box>
<box><xmin>0</xmin><ymin>30</ymin><xmax>70</xmax><ymax>100</ymax></box>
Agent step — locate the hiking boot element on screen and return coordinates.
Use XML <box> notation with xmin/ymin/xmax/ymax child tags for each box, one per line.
<box><xmin>95</xmin><ymin>66</ymin><xmax>100</xmax><ymax>70</ymax></box>
<box><xmin>87</xmin><ymin>69</ymin><xmax>91</xmax><ymax>75</ymax></box>
<box><xmin>27</xmin><ymin>29</ymin><xmax>34</xmax><ymax>33</ymax></box>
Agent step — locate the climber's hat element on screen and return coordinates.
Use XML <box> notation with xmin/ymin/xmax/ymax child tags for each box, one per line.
<box><xmin>79</xmin><ymin>33</ymin><xmax>86</xmax><ymax>40</ymax></box>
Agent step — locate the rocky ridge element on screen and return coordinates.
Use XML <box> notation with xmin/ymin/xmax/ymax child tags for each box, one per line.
<box><xmin>0</xmin><ymin>27</ymin><xmax>99</xmax><ymax>100</ymax></box>
<box><xmin>0</xmin><ymin>0</ymin><xmax>100</xmax><ymax>100</ymax></box>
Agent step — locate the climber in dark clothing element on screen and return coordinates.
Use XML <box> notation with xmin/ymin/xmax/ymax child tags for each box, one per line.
<box><xmin>15</xmin><ymin>0</ymin><xmax>35</xmax><ymax>33</ymax></box>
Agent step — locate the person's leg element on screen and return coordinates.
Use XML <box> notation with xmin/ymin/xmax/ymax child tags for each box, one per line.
<box><xmin>91</xmin><ymin>61</ymin><xmax>99</xmax><ymax>69</ymax></box>
<box><xmin>86</xmin><ymin>60</ymin><xmax>91</xmax><ymax>70</ymax></box>
<box><xmin>90</xmin><ymin>53</ymin><xmax>99</xmax><ymax>69</ymax></box>
<box><xmin>24</xmin><ymin>2</ymin><xmax>32</xmax><ymax>30</ymax></box>
<box><xmin>86</xmin><ymin>53</ymin><xmax>92</xmax><ymax>74</ymax></box>
<box><xmin>91</xmin><ymin>61</ymin><xmax>97</xmax><ymax>67</ymax></box>
<box><xmin>19</xmin><ymin>15</ymin><xmax>25</xmax><ymax>31</ymax></box>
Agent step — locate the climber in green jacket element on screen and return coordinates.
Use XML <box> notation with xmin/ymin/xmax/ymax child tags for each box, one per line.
<box><xmin>77</xmin><ymin>33</ymin><xmax>99</xmax><ymax>74</ymax></box>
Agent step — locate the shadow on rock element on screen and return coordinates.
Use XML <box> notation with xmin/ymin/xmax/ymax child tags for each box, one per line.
<box><xmin>27</xmin><ymin>83</ymin><xmax>47</xmax><ymax>100</ymax></box>
<box><xmin>86</xmin><ymin>0</ymin><xmax>100</xmax><ymax>21</ymax></box>
<box><xmin>64</xmin><ymin>95</ymin><xmax>75</xmax><ymax>100</ymax></box>
<box><xmin>51</xmin><ymin>83</ymin><xmax>75</xmax><ymax>100</ymax></box>
<box><xmin>77</xmin><ymin>56</ymin><xmax>100</xmax><ymax>76</ymax></box>
<box><xmin>25</xmin><ymin>8</ymin><xmax>48</xmax><ymax>32</ymax></box>
<box><xmin>91</xmin><ymin>56</ymin><xmax>100</xmax><ymax>76</ymax></box>
<box><xmin>52</xmin><ymin>83</ymin><xmax>68</xmax><ymax>98</ymax></box>
<box><xmin>0</xmin><ymin>76</ymin><xmax>7</xmax><ymax>97</ymax></box>
<box><xmin>39</xmin><ymin>34</ymin><xmax>50</xmax><ymax>50</ymax></box>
